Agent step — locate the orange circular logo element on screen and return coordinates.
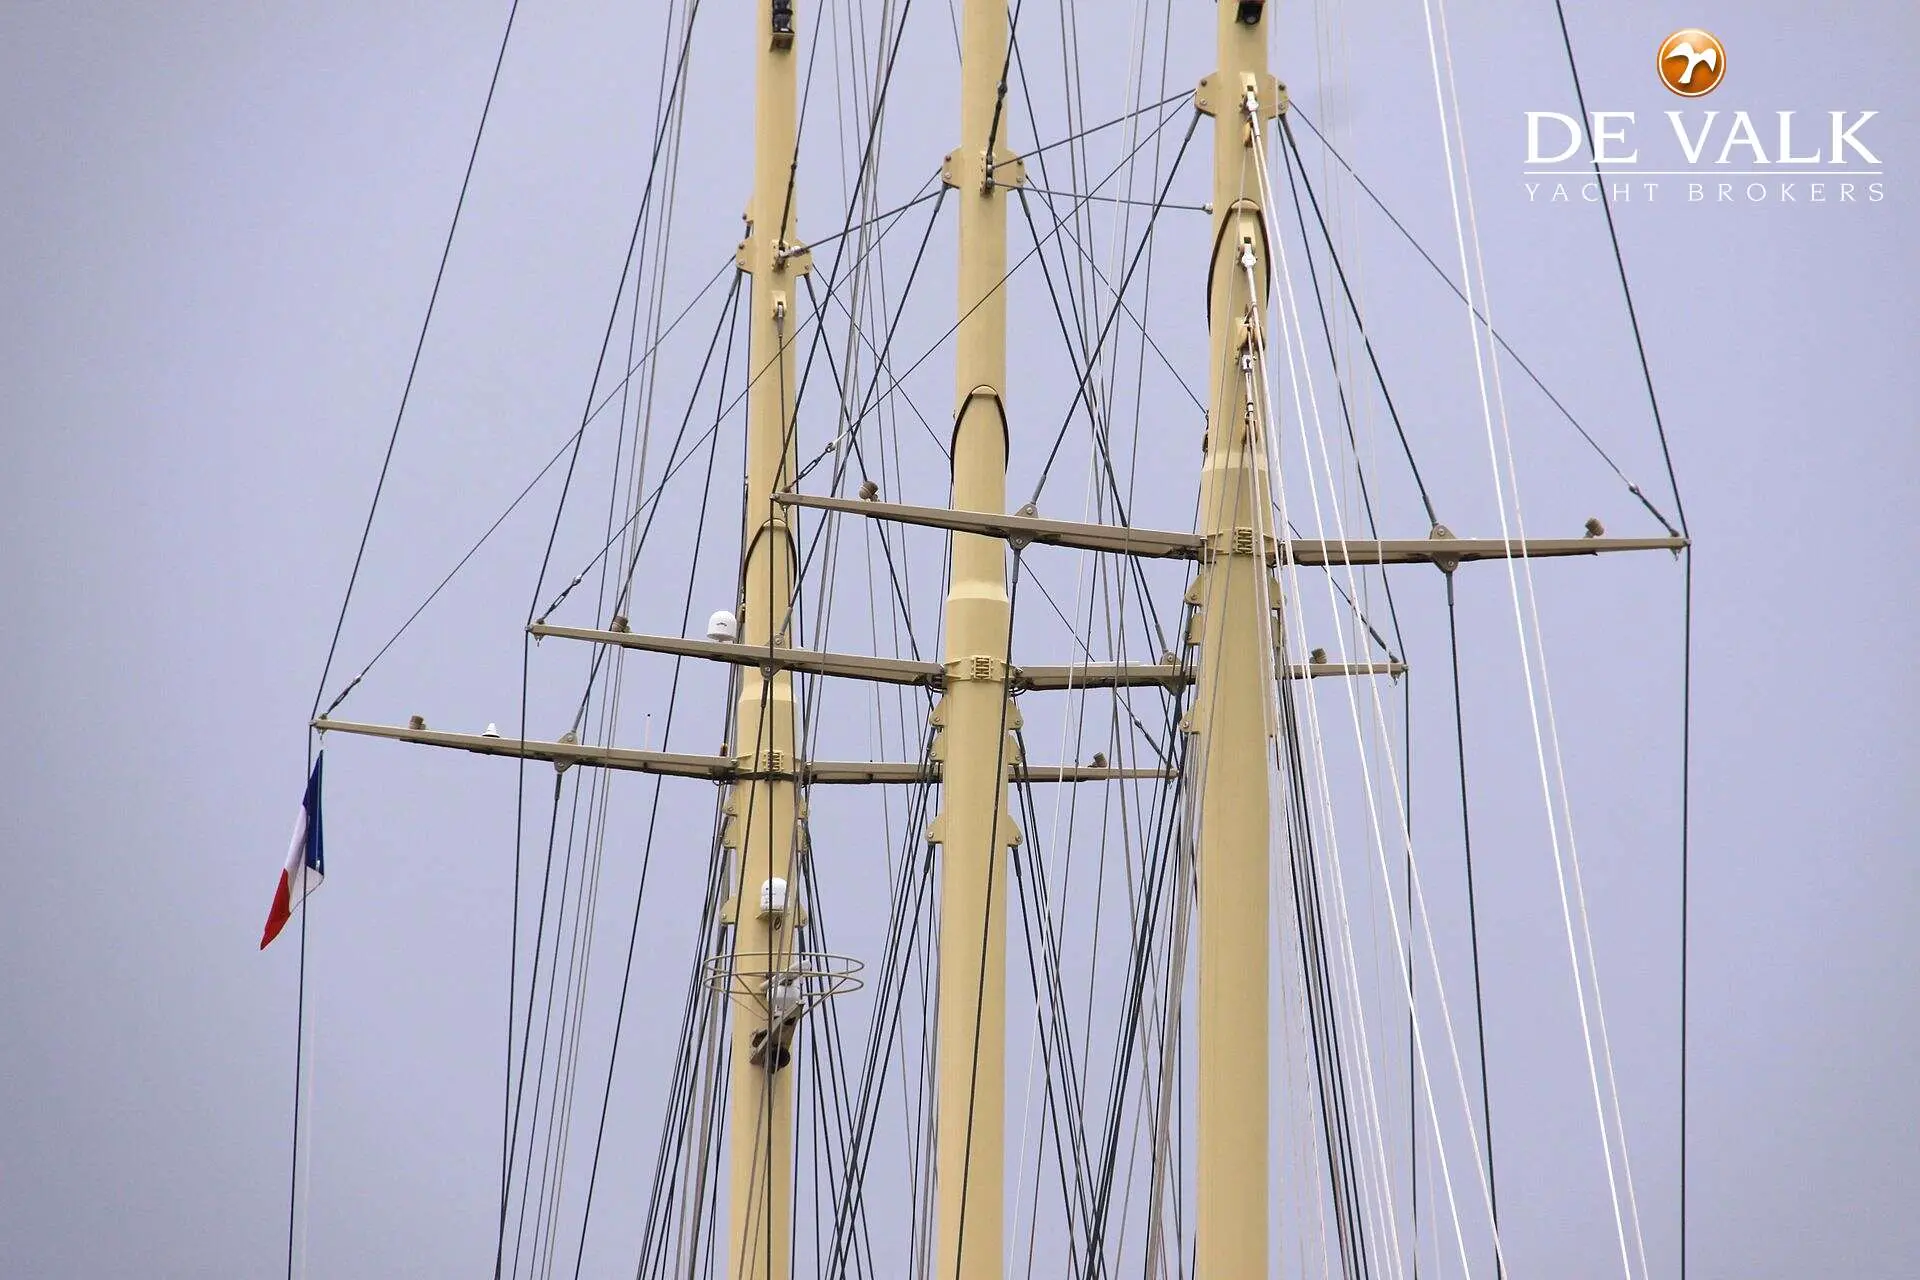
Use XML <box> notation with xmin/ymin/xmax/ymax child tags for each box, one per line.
<box><xmin>1658</xmin><ymin>29</ymin><xmax>1726</xmax><ymax>96</ymax></box>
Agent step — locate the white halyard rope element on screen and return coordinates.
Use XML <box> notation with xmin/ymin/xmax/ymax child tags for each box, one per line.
<box><xmin>1249</xmin><ymin>123</ymin><xmax>1513</xmax><ymax>1280</ymax></box>
<box><xmin>1415</xmin><ymin>0</ymin><xmax>1649</xmax><ymax>1272</ymax></box>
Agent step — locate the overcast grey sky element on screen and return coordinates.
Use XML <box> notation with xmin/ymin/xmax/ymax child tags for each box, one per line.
<box><xmin>3</xmin><ymin>2</ymin><xmax>1916</xmax><ymax>1277</ymax></box>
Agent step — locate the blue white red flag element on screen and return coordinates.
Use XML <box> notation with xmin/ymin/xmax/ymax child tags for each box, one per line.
<box><xmin>260</xmin><ymin>754</ymin><xmax>326</xmax><ymax>949</ymax></box>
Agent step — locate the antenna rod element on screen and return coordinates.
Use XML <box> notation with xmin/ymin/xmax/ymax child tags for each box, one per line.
<box><xmin>933</xmin><ymin>2</ymin><xmax>1023</xmax><ymax>1278</ymax></box>
<box><xmin>723</xmin><ymin>2</ymin><xmax>810</xmax><ymax>1277</ymax></box>
<box><xmin>1193</xmin><ymin>4</ymin><xmax>1279</xmax><ymax>1276</ymax></box>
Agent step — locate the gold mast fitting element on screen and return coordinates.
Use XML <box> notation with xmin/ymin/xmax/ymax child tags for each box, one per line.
<box><xmin>725</xmin><ymin>1</ymin><xmax>810</xmax><ymax>1277</ymax></box>
<box><xmin>1194</xmin><ymin>3</ymin><xmax>1281</xmax><ymax>1277</ymax></box>
<box><xmin>934</xmin><ymin>3</ymin><xmax>1022</xmax><ymax>1279</ymax></box>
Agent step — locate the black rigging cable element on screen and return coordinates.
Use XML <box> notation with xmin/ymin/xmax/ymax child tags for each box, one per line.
<box><xmin>1277</xmin><ymin>117</ymin><xmax>1437</xmax><ymax>530</ymax></box>
<box><xmin>1445</xmin><ymin>573</ymin><xmax>1502</xmax><ymax>1279</ymax></box>
<box><xmin>568</xmin><ymin>282</ymin><xmax>742</xmax><ymax>1278</ymax></box>
<box><xmin>497</xmin><ymin>0</ymin><xmax>718</xmax><ymax>1266</ymax></box>
<box><xmin>1026</xmin><ymin>110</ymin><xmax>1202</xmax><ymax>502</ymax></box>
<box><xmin>1286</xmin><ymin>106</ymin><xmax>1682</xmax><ymax>540</ymax></box>
<box><xmin>1544</xmin><ymin>14</ymin><xmax>1694</xmax><ymax>1280</ymax></box>
<box><xmin>288</xmin><ymin>4</ymin><xmax>521</xmax><ymax>1278</ymax></box>
<box><xmin>306</xmin><ymin>0</ymin><xmax>522</xmax><ymax>723</ymax></box>
<box><xmin>315</xmin><ymin>256</ymin><xmax>734</xmax><ymax>721</ymax></box>
<box><xmin>790</xmin><ymin>94</ymin><xmax>1199</xmax><ymax>463</ymax></box>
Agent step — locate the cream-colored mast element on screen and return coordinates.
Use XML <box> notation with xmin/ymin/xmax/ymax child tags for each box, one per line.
<box><xmin>933</xmin><ymin>2</ymin><xmax>1021</xmax><ymax>1279</ymax></box>
<box><xmin>1193</xmin><ymin>3</ymin><xmax>1278</xmax><ymax>1277</ymax></box>
<box><xmin>723</xmin><ymin>2</ymin><xmax>809</xmax><ymax>1278</ymax></box>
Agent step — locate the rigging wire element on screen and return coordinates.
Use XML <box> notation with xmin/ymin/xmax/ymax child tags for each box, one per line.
<box><xmin>313</xmin><ymin>249</ymin><xmax>733</xmax><ymax>719</ymax></box>
<box><xmin>1277</xmin><ymin>118</ymin><xmax>1436</xmax><ymax>530</ymax></box>
<box><xmin>567</xmin><ymin>276</ymin><xmax>744</xmax><ymax>1279</ymax></box>
<box><xmin>789</xmin><ymin>93</ymin><xmax>1200</xmax><ymax>464</ymax></box>
<box><xmin>306</xmin><ymin>0</ymin><xmax>523</xmax><ymax>724</ymax></box>
<box><xmin>1407</xmin><ymin>2</ymin><xmax>1664</xmax><ymax>1271</ymax></box>
<box><xmin>1541</xmin><ymin>14</ymin><xmax>1696</xmax><ymax>1277</ymax></box>
<box><xmin>288</xmin><ymin>4</ymin><xmax>520</xmax><ymax>1278</ymax></box>
<box><xmin>1286</xmin><ymin>106</ymin><xmax>1682</xmax><ymax>540</ymax></box>
<box><xmin>497</xmin><ymin>0</ymin><xmax>719</xmax><ymax>1265</ymax></box>
<box><xmin>1026</xmin><ymin>111</ymin><xmax>1201</xmax><ymax>503</ymax></box>
<box><xmin>1250</xmin><ymin>133</ymin><xmax>1490</xmax><ymax>1278</ymax></box>
<box><xmin>1444</xmin><ymin>573</ymin><xmax>1502</xmax><ymax>1278</ymax></box>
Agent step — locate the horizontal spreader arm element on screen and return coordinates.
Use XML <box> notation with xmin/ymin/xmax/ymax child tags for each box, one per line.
<box><xmin>1016</xmin><ymin>661</ymin><xmax>1406</xmax><ymax>688</ymax></box>
<box><xmin>311</xmin><ymin>717</ymin><xmax>1173</xmax><ymax>784</ymax></box>
<box><xmin>775</xmin><ymin>492</ymin><xmax>1687</xmax><ymax>566</ymax></box>
<box><xmin>531</xmin><ymin>623</ymin><xmax>1403</xmax><ymax>688</ymax></box>
<box><xmin>530</xmin><ymin>623</ymin><xmax>943</xmax><ymax>686</ymax></box>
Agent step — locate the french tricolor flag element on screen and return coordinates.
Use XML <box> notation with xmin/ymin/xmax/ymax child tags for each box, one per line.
<box><xmin>260</xmin><ymin>754</ymin><xmax>326</xmax><ymax>950</ymax></box>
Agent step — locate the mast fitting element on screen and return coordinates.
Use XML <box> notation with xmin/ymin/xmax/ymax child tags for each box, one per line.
<box><xmin>1195</xmin><ymin>70</ymin><xmax>1285</xmax><ymax>119</ymax></box>
<box><xmin>941</xmin><ymin>146</ymin><xmax>1026</xmax><ymax>192</ymax></box>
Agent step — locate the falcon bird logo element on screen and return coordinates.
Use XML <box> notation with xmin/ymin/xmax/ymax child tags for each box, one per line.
<box><xmin>1659</xmin><ymin>29</ymin><xmax>1727</xmax><ymax>97</ymax></box>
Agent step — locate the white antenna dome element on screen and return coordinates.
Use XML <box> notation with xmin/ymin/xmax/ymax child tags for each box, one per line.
<box><xmin>707</xmin><ymin>610</ymin><xmax>738</xmax><ymax>642</ymax></box>
<box><xmin>759</xmin><ymin>877</ymin><xmax>790</xmax><ymax>915</ymax></box>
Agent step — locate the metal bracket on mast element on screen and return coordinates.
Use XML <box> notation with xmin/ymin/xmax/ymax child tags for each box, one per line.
<box><xmin>1194</xmin><ymin>70</ymin><xmax>1286</xmax><ymax>119</ymax></box>
<box><xmin>942</xmin><ymin>145</ymin><xmax>1027</xmax><ymax>193</ymax></box>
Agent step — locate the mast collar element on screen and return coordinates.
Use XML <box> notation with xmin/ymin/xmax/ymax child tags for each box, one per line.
<box><xmin>943</xmin><ymin>146</ymin><xmax>1026</xmax><ymax>192</ymax></box>
<box><xmin>1196</xmin><ymin>70</ymin><xmax>1285</xmax><ymax>120</ymax></box>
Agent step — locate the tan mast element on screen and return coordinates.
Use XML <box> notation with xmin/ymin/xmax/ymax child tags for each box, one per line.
<box><xmin>723</xmin><ymin>2</ymin><xmax>809</xmax><ymax>1277</ymax></box>
<box><xmin>932</xmin><ymin>2</ymin><xmax>1023</xmax><ymax>1279</ymax></box>
<box><xmin>298</xmin><ymin>6</ymin><xmax>1691</xmax><ymax>1271</ymax></box>
<box><xmin>1194</xmin><ymin>3</ymin><xmax>1280</xmax><ymax>1276</ymax></box>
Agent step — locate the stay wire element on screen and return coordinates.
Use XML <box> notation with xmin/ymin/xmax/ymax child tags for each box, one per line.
<box><xmin>1015</xmin><ymin>89</ymin><xmax>1196</xmax><ymax>168</ymax></box>
<box><xmin>1277</xmin><ymin>116</ymin><xmax>1436</xmax><ymax>530</ymax></box>
<box><xmin>1272</xmin><ymin>118</ymin><xmax>1411</xmax><ymax>662</ymax></box>
<box><xmin>792</xmin><ymin>94</ymin><xmax>1197</xmax><ymax>468</ymax></box>
<box><xmin>307</xmin><ymin>0</ymin><xmax>522</xmax><ymax>722</ymax></box>
<box><xmin>1444</xmin><ymin>574</ymin><xmax>1502</xmax><ymax>1278</ymax></box>
<box><xmin>1008</xmin><ymin>185</ymin><xmax>1175</xmax><ymax>655</ymax></box>
<box><xmin>295</xmin><ymin>2</ymin><xmax>518</xmax><ymax>1250</ymax></box>
<box><xmin>316</xmin><ymin>251</ymin><xmax>732</xmax><ymax>719</ymax></box>
<box><xmin>1544</xmin><ymin>15</ymin><xmax>1695</xmax><ymax>1279</ymax></box>
<box><xmin>1287</xmin><ymin>106</ymin><xmax>1682</xmax><ymax>540</ymax></box>
<box><xmin>499</xmin><ymin>0</ymin><xmax>713</xmax><ymax>1261</ymax></box>
<box><xmin>1027</xmin><ymin>109</ymin><xmax>1202</xmax><ymax>502</ymax></box>
<box><xmin>567</xmin><ymin>323</ymin><xmax>734</xmax><ymax>1277</ymax></box>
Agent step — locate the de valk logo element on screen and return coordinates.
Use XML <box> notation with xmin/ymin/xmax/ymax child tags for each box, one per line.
<box><xmin>1521</xmin><ymin>28</ymin><xmax>1884</xmax><ymax>207</ymax></box>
